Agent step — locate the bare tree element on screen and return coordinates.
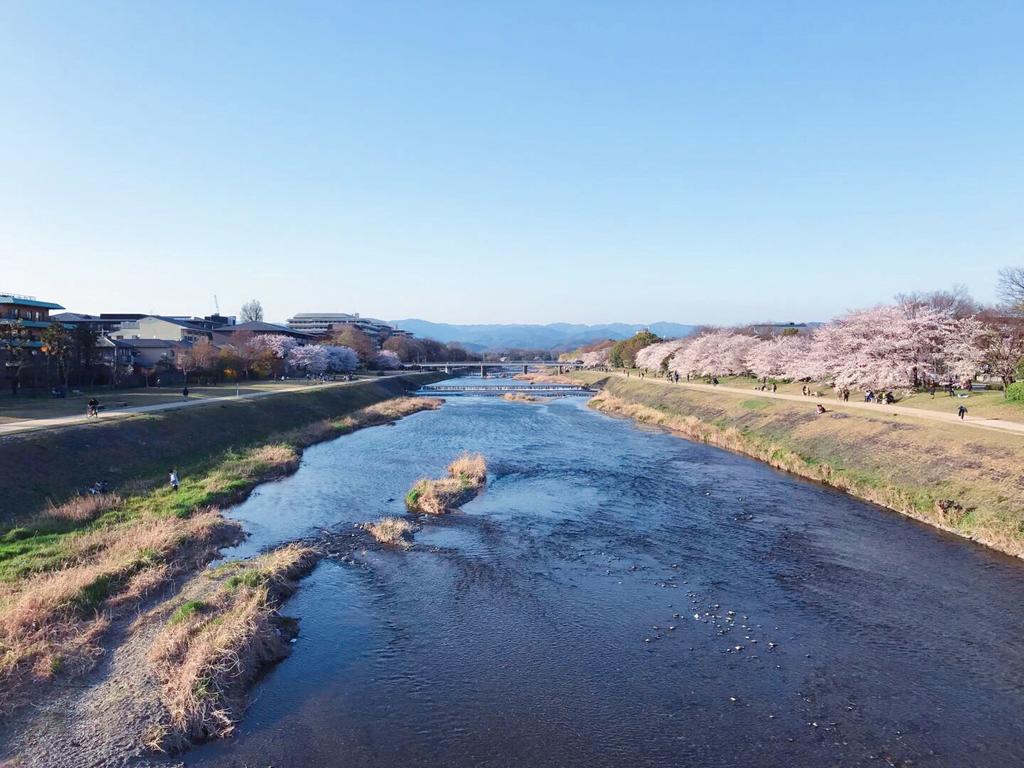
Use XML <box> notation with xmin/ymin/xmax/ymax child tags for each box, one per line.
<box><xmin>997</xmin><ymin>267</ymin><xmax>1024</xmax><ymax>313</ymax></box>
<box><xmin>329</xmin><ymin>326</ymin><xmax>374</xmax><ymax>363</ymax></box>
<box><xmin>239</xmin><ymin>299</ymin><xmax>265</xmax><ymax>323</ymax></box>
<box><xmin>896</xmin><ymin>284</ymin><xmax>979</xmax><ymax>319</ymax></box>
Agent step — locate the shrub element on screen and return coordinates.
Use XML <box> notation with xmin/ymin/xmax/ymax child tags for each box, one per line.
<box><xmin>405</xmin><ymin>454</ymin><xmax>488</xmax><ymax>514</ymax></box>
<box><xmin>1007</xmin><ymin>381</ymin><xmax>1024</xmax><ymax>402</ymax></box>
<box><xmin>363</xmin><ymin>517</ymin><xmax>416</xmax><ymax>547</ymax></box>
<box><xmin>447</xmin><ymin>453</ymin><xmax>487</xmax><ymax>485</ymax></box>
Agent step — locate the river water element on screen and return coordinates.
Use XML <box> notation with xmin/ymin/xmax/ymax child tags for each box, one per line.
<box><xmin>183</xmin><ymin>383</ymin><xmax>1024</xmax><ymax>767</ymax></box>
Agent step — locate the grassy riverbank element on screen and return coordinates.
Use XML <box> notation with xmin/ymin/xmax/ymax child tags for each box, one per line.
<box><xmin>0</xmin><ymin>373</ymin><xmax>443</xmax><ymax>754</ymax></box>
<box><xmin>0</xmin><ymin>373</ymin><xmax>442</xmax><ymax>520</ymax></box>
<box><xmin>572</xmin><ymin>372</ymin><xmax>1024</xmax><ymax>558</ymax></box>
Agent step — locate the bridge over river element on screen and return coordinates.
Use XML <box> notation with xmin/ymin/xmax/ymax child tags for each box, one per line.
<box><xmin>418</xmin><ymin>384</ymin><xmax>595</xmax><ymax>397</ymax></box>
<box><xmin>413</xmin><ymin>361</ymin><xmax>581</xmax><ymax>375</ymax></box>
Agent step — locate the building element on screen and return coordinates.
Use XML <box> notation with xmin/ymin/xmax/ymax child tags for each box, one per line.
<box><xmin>109</xmin><ymin>316</ymin><xmax>214</xmax><ymax>344</ymax></box>
<box><xmin>0</xmin><ymin>293</ymin><xmax>65</xmax><ymax>347</ymax></box>
<box><xmin>113</xmin><ymin>338</ymin><xmax>187</xmax><ymax>370</ymax></box>
<box><xmin>97</xmin><ymin>336</ymin><xmax>136</xmax><ymax>369</ymax></box>
<box><xmin>51</xmin><ymin>312</ymin><xmax>125</xmax><ymax>335</ymax></box>
<box><xmin>285</xmin><ymin>312</ymin><xmax>402</xmax><ymax>346</ymax></box>
<box><xmin>212</xmin><ymin>321</ymin><xmax>314</xmax><ymax>341</ymax></box>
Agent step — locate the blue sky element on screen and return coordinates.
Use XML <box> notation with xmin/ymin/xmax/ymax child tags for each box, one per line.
<box><xmin>2</xmin><ymin>1</ymin><xmax>1021</xmax><ymax>325</ymax></box>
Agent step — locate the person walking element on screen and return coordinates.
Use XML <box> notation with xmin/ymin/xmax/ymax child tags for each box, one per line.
<box><xmin>182</xmin><ymin>386</ymin><xmax>189</xmax><ymax>400</ymax></box>
<box><xmin>958</xmin><ymin>405</ymin><xmax>967</xmax><ymax>420</ymax></box>
<box><xmin>169</xmin><ymin>469</ymin><xmax>180</xmax><ymax>492</ymax></box>
<box><xmin>87</xmin><ymin>397</ymin><xmax>99</xmax><ymax>418</ymax></box>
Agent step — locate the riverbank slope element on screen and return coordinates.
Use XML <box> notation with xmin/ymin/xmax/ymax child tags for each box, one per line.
<box><xmin>0</xmin><ymin>373</ymin><xmax>443</xmax><ymax>520</ymax></box>
<box><xmin>0</xmin><ymin>373</ymin><xmax>444</xmax><ymax>763</ymax></box>
<box><xmin>571</xmin><ymin>372</ymin><xmax>1024</xmax><ymax>558</ymax></box>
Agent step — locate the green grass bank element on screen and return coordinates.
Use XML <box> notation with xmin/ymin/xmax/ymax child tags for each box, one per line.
<box><xmin>571</xmin><ymin>372</ymin><xmax>1024</xmax><ymax>559</ymax></box>
<box><xmin>0</xmin><ymin>373</ymin><xmax>443</xmax><ymax>521</ymax></box>
<box><xmin>0</xmin><ymin>375</ymin><xmax>443</xmax><ymax>735</ymax></box>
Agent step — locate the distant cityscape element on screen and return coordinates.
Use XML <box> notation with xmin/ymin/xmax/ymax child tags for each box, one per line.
<box><xmin>0</xmin><ymin>292</ymin><xmax>422</xmax><ymax>390</ymax></box>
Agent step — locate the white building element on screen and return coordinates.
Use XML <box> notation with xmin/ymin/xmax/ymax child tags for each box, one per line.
<box><xmin>285</xmin><ymin>312</ymin><xmax>403</xmax><ymax>345</ymax></box>
<box><xmin>109</xmin><ymin>316</ymin><xmax>214</xmax><ymax>344</ymax></box>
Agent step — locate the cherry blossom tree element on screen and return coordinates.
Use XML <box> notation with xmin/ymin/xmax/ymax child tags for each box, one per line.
<box><xmin>976</xmin><ymin>312</ymin><xmax>1024</xmax><ymax>394</ymax></box>
<box><xmin>373</xmin><ymin>349</ymin><xmax>402</xmax><ymax>369</ymax></box>
<box><xmin>581</xmin><ymin>348</ymin><xmax>611</xmax><ymax>368</ymax></box>
<box><xmin>669</xmin><ymin>331</ymin><xmax>756</xmax><ymax>377</ymax></box>
<box><xmin>248</xmin><ymin>334</ymin><xmax>298</xmax><ymax>359</ymax></box>
<box><xmin>797</xmin><ymin>305</ymin><xmax>967</xmax><ymax>390</ymax></box>
<box><xmin>322</xmin><ymin>345</ymin><xmax>359</xmax><ymax>373</ymax></box>
<box><xmin>635</xmin><ymin>339</ymin><xmax>689</xmax><ymax>371</ymax></box>
<box><xmin>287</xmin><ymin>344</ymin><xmax>329</xmax><ymax>376</ymax></box>
<box><xmin>943</xmin><ymin>316</ymin><xmax>987</xmax><ymax>382</ymax></box>
<box><xmin>745</xmin><ymin>334</ymin><xmax>811</xmax><ymax>380</ymax></box>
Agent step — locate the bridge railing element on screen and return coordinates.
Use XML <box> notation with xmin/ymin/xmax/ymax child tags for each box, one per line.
<box><xmin>418</xmin><ymin>387</ymin><xmax>594</xmax><ymax>398</ymax></box>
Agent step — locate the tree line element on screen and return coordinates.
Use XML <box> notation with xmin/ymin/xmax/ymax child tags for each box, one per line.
<box><xmin>580</xmin><ymin>272</ymin><xmax>1024</xmax><ymax>398</ymax></box>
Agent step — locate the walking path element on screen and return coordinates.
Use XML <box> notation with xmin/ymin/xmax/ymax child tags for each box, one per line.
<box><xmin>610</xmin><ymin>373</ymin><xmax>1024</xmax><ymax>437</ymax></box>
<box><xmin>0</xmin><ymin>379</ymin><xmax>388</xmax><ymax>437</ymax></box>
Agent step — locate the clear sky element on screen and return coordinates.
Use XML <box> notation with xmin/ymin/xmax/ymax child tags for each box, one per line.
<box><xmin>2</xmin><ymin>1</ymin><xmax>1021</xmax><ymax>326</ymax></box>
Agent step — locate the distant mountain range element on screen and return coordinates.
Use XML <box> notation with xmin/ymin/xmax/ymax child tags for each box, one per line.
<box><xmin>391</xmin><ymin>320</ymin><xmax>699</xmax><ymax>352</ymax></box>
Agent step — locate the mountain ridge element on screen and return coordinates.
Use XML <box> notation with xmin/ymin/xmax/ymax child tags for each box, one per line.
<box><xmin>391</xmin><ymin>319</ymin><xmax>699</xmax><ymax>351</ymax></box>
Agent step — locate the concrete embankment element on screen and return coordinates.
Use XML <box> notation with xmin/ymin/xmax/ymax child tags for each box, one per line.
<box><xmin>572</xmin><ymin>372</ymin><xmax>1024</xmax><ymax>559</ymax></box>
<box><xmin>0</xmin><ymin>373</ymin><xmax>444</xmax><ymax>520</ymax></box>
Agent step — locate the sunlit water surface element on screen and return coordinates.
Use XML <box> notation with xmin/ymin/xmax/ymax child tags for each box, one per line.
<box><xmin>181</xmin><ymin>383</ymin><xmax>1024</xmax><ymax>767</ymax></box>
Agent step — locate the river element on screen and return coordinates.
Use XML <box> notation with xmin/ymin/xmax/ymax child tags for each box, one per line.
<box><xmin>181</xmin><ymin>381</ymin><xmax>1024</xmax><ymax>767</ymax></box>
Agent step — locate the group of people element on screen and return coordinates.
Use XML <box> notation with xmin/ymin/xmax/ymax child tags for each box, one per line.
<box><xmin>864</xmin><ymin>390</ymin><xmax>896</xmax><ymax>404</ymax></box>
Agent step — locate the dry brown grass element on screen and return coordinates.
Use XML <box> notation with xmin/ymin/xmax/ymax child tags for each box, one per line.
<box><xmin>502</xmin><ymin>392</ymin><xmax>542</xmax><ymax>403</ymax></box>
<box><xmin>0</xmin><ymin>393</ymin><xmax>443</xmax><ymax>724</ymax></box>
<box><xmin>406</xmin><ymin>453</ymin><xmax>488</xmax><ymax>515</ymax></box>
<box><xmin>0</xmin><ymin>512</ymin><xmax>240</xmax><ymax>714</ymax></box>
<box><xmin>42</xmin><ymin>493</ymin><xmax>123</xmax><ymax>524</ymax></box>
<box><xmin>147</xmin><ymin>544</ymin><xmax>319</xmax><ymax>749</ymax></box>
<box><xmin>362</xmin><ymin>517</ymin><xmax>417</xmax><ymax>547</ymax></box>
<box><xmin>447</xmin><ymin>452</ymin><xmax>487</xmax><ymax>484</ymax></box>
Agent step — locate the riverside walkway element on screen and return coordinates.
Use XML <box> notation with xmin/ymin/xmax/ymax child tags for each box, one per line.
<box><xmin>0</xmin><ymin>378</ymin><xmax>402</xmax><ymax>438</ymax></box>
<box><xmin>603</xmin><ymin>372</ymin><xmax>1024</xmax><ymax>437</ymax></box>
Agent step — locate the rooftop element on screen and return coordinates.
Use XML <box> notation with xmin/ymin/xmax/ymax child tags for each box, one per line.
<box><xmin>214</xmin><ymin>321</ymin><xmax>312</xmax><ymax>336</ymax></box>
<box><xmin>0</xmin><ymin>293</ymin><xmax>64</xmax><ymax>310</ymax></box>
<box><xmin>113</xmin><ymin>338</ymin><xmax>188</xmax><ymax>349</ymax></box>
